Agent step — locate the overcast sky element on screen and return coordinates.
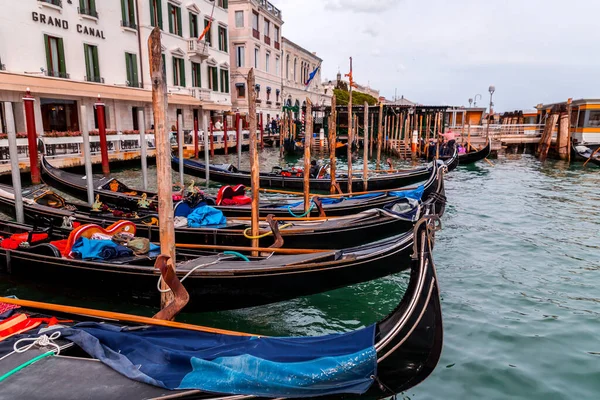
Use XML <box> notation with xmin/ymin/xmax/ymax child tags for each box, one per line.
<box><xmin>274</xmin><ymin>0</ymin><xmax>600</xmax><ymax>112</ymax></box>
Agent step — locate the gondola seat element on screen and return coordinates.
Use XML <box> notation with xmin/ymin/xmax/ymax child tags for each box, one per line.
<box><xmin>1</xmin><ymin>232</ymin><xmax>50</xmax><ymax>250</ymax></box>
<box><xmin>62</xmin><ymin>221</ymin><xmax>137</xmax><ymax>258</ymax></box>
<box><xmin>216</xmin><ymin>185</ymin><xmax>251</xmax><ymax>206</ymax></box>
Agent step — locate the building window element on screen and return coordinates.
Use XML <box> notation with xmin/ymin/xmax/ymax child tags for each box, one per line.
<box><xmin>208</xmin><ymin>66</ymin><xmax>218</xmax><ymax>91</ymax></box>
<box><xmin>121</xmin><ymin>0</ymin><xmax>136</xmax><ymax>29</ymax></box>
<box><xmin>285</xmin><ymin>55</ymin><xmax>289</xmax><ymax>80</ymax></box>
<box><xmin>220</xmin><ymin>69</ymin><xmax>229</xmax><ymax>93</ymax></box>
<box><xmin>274</xmin><ymin>25</ymin><xmax>279</xmax><ymax>42</ymax></box>
<box><xmin>149</xmin><ymin>0</ymin><xmax>163</xmax><ymax>29</ymax></box>
<box><xmin>275</xmin><ymin>56</ymin><xmax>280</xmax><ymax>76</ymax></box>
<box><xmin>293</xmin><ymin>58</ymin><xmax>297</xmax><ymax>82</ymax></box>
<box><xmin>265</xmin><ymin>52</ymin><xmax>270</xmax><ymax>73</ymax></box>
<box><xmin>204</xmin><ymin>19</ymin><xmax>212</xmax><ymax>46</ymax></box>
<box><xmin>235</xmin><ymin>45</ymin><xmax>245</xmax><ymax>68</ymax></box>
<box><xmin>235</xmin><ymin>11</ymin><xmax>243</xmax><ymax>28</ymax></box>
<box><xmin>264</xmin><ymin>19</ymin><xmax>270</xmax><ymax>38</ymax></box>
<box><xmin>236</xmin><ymin>83</ymin><xmax>245</xmax><ymax>99</ymax></box>
<box><xmin>162</xmin><ymin>53</ymin><xmax>166</xmax><ymax>77</ymax></box>
<box><xmin>41</xmin><ymin>98</ymin><xmax>80</xmax><ymax>132</ymax></box>
<box><xmin>168</xmin><ymin>3</ymin><xmax>182</xmax><ymax>36</ymax></box>
<box><xmin>172</xmin><ymin>57</ymin><xmax>185</xmax><ymax>86</ymax></box>
<box><xmin>588</xmin><ymin>111</ymin><xmax>600</xmax><ymax>127</ymax></box>
<box><xmin>125</xmin><ymin>52</ymin><xmax>139</xmax><ymax>87</ymax></box>
<box><xmin>79</xmin><ymin>0</ymin><xmax>98</xmax><ymax>18</ymax></box>
<box><xmin>252</xmin><ymin>11</ymin><xmax>259</xmax><ymax>39</ymax></box>
<box><xmin>44</xmin><ymin>35</ymin><xmax>67</xmax><ymax>78</ymax></box>
<box><xmin>191</xmin><ymin>62</ymin><xmax>201</xmax><ymax>88</ymax></box>
<box><xmin>189</xmin><ymin>12</ymin><xmax>198</xmax><ymax>37</ymax></box>
<box><xmin>218</xmin><ymin>0</ymin><xmax>228</xmax><ymax>9</ymax></box>
<box><xmin>84</xmin><ymin>44</ymin><xmax>101</xmax><ymax>82</ymax></box>
<box><xmin>254</xmin><ymin>47</ymin><xmax>259</xmax><ymax>69</ymax></box>
<box><xmin>218</xmin><ymin>26</ymin><xmax>228</xmax><ymax>52</ymax></box>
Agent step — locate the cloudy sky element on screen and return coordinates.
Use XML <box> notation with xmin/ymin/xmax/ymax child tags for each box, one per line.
<box><xmin>273</xmin><ymin>0</ymin><xmax>600</xmax><ymax>111</ymax></box>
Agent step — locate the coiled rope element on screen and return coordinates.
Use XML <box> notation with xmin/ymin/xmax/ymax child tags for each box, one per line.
<box><xmin>0</xmin><ymin>331</ymin><xmax>62</xmax><ymax>383</ymax></box>
<box><xmin>243</xmin><ymin>223</ymin><xmax>293</xmax><ymax>239</ymax></box>
<box><xmin>287</xmin><ymin>202</ymin><xmax>315</xmax><ymax>218</ymax></box>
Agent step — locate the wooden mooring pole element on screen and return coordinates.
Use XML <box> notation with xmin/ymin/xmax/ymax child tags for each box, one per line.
<box><xmin>376</xmin><ymin>102</ymin><xmax>383</xmax><ymax>170</ymax></box>
<box><xmin>80</xmin><ymin>106</ymin><xmax>95</xmax><ymax>206</ymax></box>
<box><xmin>5</xmin><ymin>102</ymin><xmax>24</xmax><ymax>223</ymax></box>
<box><xmin>304</xmin><ymin>98</ymin><xmax>313</xmax><ymax>212</ymax></box>
<box><xmin>347</xmin><ymin>58</ymin><xmax>354</xmax><ymax>194</ymax></box>
<box><xmin>363</xmin><ymin>102</ymin><xmax>369</xmax><ymax>191</ymax></box>
<box><xmin>149</xmin><ymin>27</ymin><xmax>175</xmax><ymax>310</ymax></box>
<box><xmin>138</xmin><ymin>109</ymin><xmax>148</xmax><ymax>190</ymax></box>
<box><xmin>538</xmin><ymin>105</ymin><xmax>560</xmax><ymax>162</ymax></box>
<box><xmin>557</xmin><ymin>106</ymin><xmax>569</xmax><ymax>161</ymax></box>
<box><xmin>329</xmin><ymin>96</ymin><xmax>338</xmax><ymax>194</ymax></box>
<box><xmin>248</xmin><ymin>69</ymin><xmax>260</xmax><ymax>252</ymax></box>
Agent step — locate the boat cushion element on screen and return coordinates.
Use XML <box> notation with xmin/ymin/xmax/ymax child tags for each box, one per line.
<box><xmin>71</xmin><ymin>238</ymin><xmax>133</xmax><ymax>261</ymax></box>
<box><xmin>59</xmin><ymin>322</ymin><xmax>377</xmax><ymax>397</ymax></box>
<box><xmin>187</xmin><ymin>206</ymin><xmax>227</xmax><ymax>228</ymax></box>
<box><xmin>0</xmin><ymin>233</ymin><xmax>49</xmax><ymax>250</ymax></box>
<box><xmin>64</xmin><ymin>221</ymin><xmax>136</xmax><ymax>258</ymax></box>
<box><xmin>216</xmin><ymin>184</ymin><xmax>247</xmax><ymax>206</ymax></box>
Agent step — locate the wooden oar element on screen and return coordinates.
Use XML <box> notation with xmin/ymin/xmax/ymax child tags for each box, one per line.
<box><xmin>176</xmin><ymin>243</ymin><xmax>329</xmax><ymax>255</ymax></box>
<box><xmin>583</xmin><ymin>147</ymin><xmax>600</xmax><ymax>167</ymax></box>
<box><xmin>484</xmin><ymin>158</ymin><xmax>495</xmax><ymax>167</ymax></box>
<box><xmin>0</xmin><ymin>297</ymin><xmax>255</xmax><ymax>337</ymax></box>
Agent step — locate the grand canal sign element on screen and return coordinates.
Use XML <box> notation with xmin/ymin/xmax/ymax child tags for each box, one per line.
<box><xmin>31</xmin><ymin>12</ymin><xmax>106</xmax><ymax>39</ymax></box>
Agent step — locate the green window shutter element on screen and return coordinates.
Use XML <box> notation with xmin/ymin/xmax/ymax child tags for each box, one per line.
<box><xmin>149</xmin><ymin>0</ymin><xmax>155</xmax><ymax>26</ymax></box>
<box><xmin>162</xmin><ymin>54</ymin><xmax>166</xmax><ymax>77</ymax></box>
<box><xmin>224</xmin><ymin>29</ymin><xmax>228</xmax><ymax>53</ymax></box>
<box><xmin>223</xmin><ymin>0</ymin><xmax>228</xmax><ymax>9</ymax></box>
<box><xmin>57</xmin><ymin>38</ymin><xmax>66</xmax><ymax>75</ymax></box>
<box><xmin>125</xmin><ymin>53</ymin><xmax>132</xmax><ymax>83</ymax></box>
<box><xmin>84</xmin><ymin>44</ymin><xmax>91</xmax><ymax>79</ymax></box>
<box><xmin>92</xmin><ymin>46</ymin><xmax>100</xmax><ymax>79</ymax></box>
<box><xmin>121</xmin><ymin>0</ymin><xmax>127</xmax><ymax>22</ymax></box>
<box><xmin>189</xmin><ymin>13</ymin><xmax>193</xmax><ymax>37</ymax></box>
<box><xmin>167</xmin><ymin>4</ymin><xmax>173</xmax><ymax>33</ymax></box>
<box><xmin>179</xmin><ymin>59</ymin><xmax>186</xmax><ymax>87</ymax></box>
<box><xmin>212</xmin><ymin>67</ymin><xmax>218</xmax><ymax>92</ymax></box>
<box><xmin>172</xmin><ymin>57</ymin><xmax>177</xmax><ymax>85</ymax></box>
<box><xmin>225</xmin><ymin>71</ymin><xmax>229</xmax><ymax>93</ymax></box>
<box><xmin>132</xmin><ymin>54</ymin><xmax>139</xmax><ymax>85</ymax></box>
<box><xmin>157</xmin><ymin>0</ymin><xmax>163</xmax><ymax>29</ymax></box>
<box><xmin>79</xmin><ymin>0</ymin><xmax>85</xmax><ymax>9</ymax></box>
<box><xmin>176</xmin><ymin>8</ymin><xmax>182</xmax><ymax>36</ymax></box>
<box><xmin>44</xmin><ymin>35</ymin><xmax>52</xmax><ymax>73</ymax></box>
<box><xmin>90</xmin><ymin>0</ymin><xmax>96</xmax><ymax>13</ymax></box>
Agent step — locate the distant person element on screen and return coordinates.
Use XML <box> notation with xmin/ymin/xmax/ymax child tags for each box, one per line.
<box><xmin>271</xmin><ymin>118</ymin><xmax>278</xmax><ymax>134</ymax></box>
<box><xmin>214</xmin><ymin>119</ymin><xmax>223</xmax><ymax>131</ymax></box>
<box><xmin>309</xmin><ymin>160</ymin><xmax>320</xmax><ymax>178</ymax></box>
<box><xmin>169</xmin><ymin>125</ymin><xmax>177</xmax><ymax>145</ymax></box>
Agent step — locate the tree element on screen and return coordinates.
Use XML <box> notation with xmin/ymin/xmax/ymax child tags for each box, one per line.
<box><xmin>334</xmin><ymin>88</ymin><xmax>378</xmax><ymax>106</ymax></box>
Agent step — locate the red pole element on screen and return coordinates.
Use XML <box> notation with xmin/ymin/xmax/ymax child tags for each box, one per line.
<box><xmin>23</xmin><ymin>89</ymin><xmax>40</xmax><ymax>184</ymax></box>
<box><xmin>94</xmin><ymin>96</ymin><xmax>110</xmax><ymax>176</ymax></box>
<box><xmin>260</xmin><ymin>112</ymin><xmax>264</xmax><ymax>150</ymax></box>
<box><xmin>194</xmin><ymin>117</ymin><xmax>199</xmax><ymax>159</ymax></box>
<box><xmin>223</xmin><ymin>115</ymin><xmax>228</xmax><ymax>155</ymax></box>
<box><xmin>210</xmin><ymin>122</ymin><xmax>215</xmax><ymax>157</ymax></box>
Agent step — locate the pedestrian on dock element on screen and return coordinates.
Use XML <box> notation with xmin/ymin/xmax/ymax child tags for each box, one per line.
<box><xmin>271</xmin><ymin>118</ymin><xmax>278</xmax><ymax>134</ymax></box>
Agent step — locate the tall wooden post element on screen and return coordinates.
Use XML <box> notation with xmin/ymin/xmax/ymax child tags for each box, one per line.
<box><xmin>138</xmin><ymin>109</ymin><xmax>148</xmax><ymax>190</ymax></box>
<box><xmin>567</xmin><ymin>98</ymin><xmax>573</xmax><ymax>163</ymax></box>
<box><xmin>279</xmin><ymin>112</ymin><xmax>284</xmax><ymax>157</ymax></box>
<box><xmin>94</xmin><ymin>97</ymin><xmax>110</xmax><ymax>177</ymax></box>
<box><xmin>80</xmin><ymin>106</ymin><xmax>95</xmax><ymax>206</ymax></box>
<box><xmin>363</xmin><ymin>102</ymin><xmax>369</xmax><ymax>191</ymax></box>
<box><xmin>435</xmin><ymin>112</ymin><xmax>440</xmax><ymax>159</ymax></box>
<box><xmin>203</xmin><ymin>113</ymin><xmax>210</xmax><ymax>187</ymax></box>
<box><xmin>23</xmin><ymin>89</ymin><xmax>40</xmax><ymax>184</ymax></box>
<box><xmin>557</xmin><ymin>109</ymin><xmax>569</xmax><ymax>160</ymax></box>
<box><xmin>304</xmin><ymin>98</ymin><xmax>313</xmax><ymax>212</ymax></box>
<box><xmin>236</xmin><ymin>112</ymin><xmax>242</xmax><ymax>170</ymax></box>
<box><xmin>177</xmin><ymin>113</ymin><xmax>184</xmax><ymax>186</ymax></box>
<box><xmin>347</xmin><ymin>63</ymin><xmax>354</xmax><ymax>194</ymax></box>
<box><xmin>369</xmin><ymin>111</ymin><xmax>374</xmax><ymax>158</ymax></box>
<box><xmin>223</xmin><ymin>115</ymin><xmax>228</xmax><ymax>155</ymax></box>
<box><xmin>247</xmin><ymin>69</ymin><xmax>260</xmax><ymax>251</ymax></box>
<box><xmin>376</xmin><ymin>103</ymin><xmax>383</xmax><ymax>169</ymax></box>
<box><xmin>329</xmin><ymin>97</ymin><xmax>337</xmax><ymax>194</ymax></box>
<box><xmin>5</xmin><ymin>102</ymin><xmax>24</xmax><ymax>223</ymax></box>
<box><xmin>209</xmin><ymin>121</ymin><xmax>215</xmax><ymax>157</ymax></box>
<box><xmin>149</xmin><ymin>28</ymin><xmax>175</xmax><ymax>310</ymax></box>
<box><xmin>194</xmin><ymin>117</ymin><xmax>199</xmax><ymax>159</ymax></box>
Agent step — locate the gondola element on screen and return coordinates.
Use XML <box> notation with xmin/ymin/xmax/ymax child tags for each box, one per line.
<box><xmin>40</xmin><ymin>155</ymin><xmax>447</xmax><ymax>219</ymax></box>
<box><xmin>171</xmin><ymin>149</ymin><xmax>457</xmax><ymax>192</ymax></box>
<box><xmin>0</xmin><ymin>210</ymin><xmax>438</xmax><ymax>311</ymax></box>
<box><xmin>0</xmin><ymin>220</ymin><xmax>442</xmax><ymax>399</ymax></box>
<box><xmin>572</xmin><ymin>143</ymin><xmax>600</xmax><ymax>166</ymax></box>
<box><xmin>459</xmin><ymin>139</ymin><xmax>491</xmax><ymax>165</ymax></box>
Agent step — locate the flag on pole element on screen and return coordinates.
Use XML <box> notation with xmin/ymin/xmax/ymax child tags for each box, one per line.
<box><xmin>305</xmin><ymin>65</ymin><xmax>321</xmax><ymax>89</ymax></box>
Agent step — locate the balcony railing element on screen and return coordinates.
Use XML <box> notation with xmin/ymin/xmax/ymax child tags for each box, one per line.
<box><xmin>38</xmin><ymin>0</ymin><xmax>62</xmax><ymax>7</ymax></box>
<box><xmin>274</xmin><ymin>41</ymin><xmax>280</xmax><ymax>50</ymax></box>
<box><xmin>187</xmin><ymin>39</ymin><xmax>210</xmax><ymax>59</ymax></box>
<box><xmin>191</xmin><ymin>88</ymin><xmax>212</xmax><ymax>101</ymax></box>
<box><xmin>252</xmin><ymin>29</ymin><xmax>260</xmax><ymax>40</ymax></box>
<box><xmin>257</xmin><ymin>0</ymin><xmax>282</xmax><ymax>19</ymax></box>
<box><xmin>121</xmin><ymin>20</ymin><xmax>137</xmax><ymax>30</ymax></box>
<box><xmin>78</xmin><ymin>7</ymin><xmax>99</xmax><ymax>18</ymax></box>
<box><xmin>264</xmin><ymin>35</ymin><xmax>271</xmax><ymax>45</ymax></box>
<box><xmin>0</xmin><ymin>64</ymin><xmax>5</xmax><ymax>71</ymax></box>
<box><xmin>46</xmin><ymin>70</ymin><xmax>70</xmax><ymax>79</ymax></box>
<box><xmin>126</xmin><ymin>81</ymin><xmax>143</xmax><ymax>88</ymax></box>
<box><xmin>85</xmin><ymin>76</ymin><xmax>105</xmax><ymax>84</ymax></box>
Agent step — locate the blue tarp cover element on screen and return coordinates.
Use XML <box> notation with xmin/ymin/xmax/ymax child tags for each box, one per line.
<box><xmin>389</xmin><ymin>185</ymin><xmax>425</xmax><ymax>200</ymax></box>
<box><xmin>59</xmin><ymin>323</ymin><xmax>376</xmax><ymax>398</ymax></box>
<box><xmin>187</xmin><ymin>205</ymin><xmax>227</xmax><ymax>227</ymax></box>
<box><xmin>71</xmin><ymin>238</ymin><xmax>133</xmax><ymax>261</ymax></box>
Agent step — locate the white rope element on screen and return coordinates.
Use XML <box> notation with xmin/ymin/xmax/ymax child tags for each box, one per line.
<box><xmin>14</xmin><ymin>331</ymin><xmax>62</xmax><ymax>356</ymax></box>
<box><xmin>156</xmin><ymin>255</ymin><xmax>236</xmax><ymax>293</ymax></box>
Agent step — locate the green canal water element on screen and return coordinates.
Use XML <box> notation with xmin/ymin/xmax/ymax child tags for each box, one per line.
<box><xmin>1</xmin><ymin>149</ymin><xmax>599</xmax><ymax>399</ymax></box>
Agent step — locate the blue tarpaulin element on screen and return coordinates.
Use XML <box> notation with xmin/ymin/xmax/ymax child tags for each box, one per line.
<box><xmin>59</xmin><ymin>323</ymin><xmax>376</xmax><ymax>397</ymax></box>
<box><xmin>389</xmin><ymin>185</ymin><xmax>425</xmax><ymax>200</ymax></box>
<box><xmin>187</xmin><ymin>205</ymin><xmax>227</xmax><ymax>227</ymax></box>
<box><xmin>71</xmin><ymin>238</ymin><xmax>133</xmax><ymax>261</ymax></box>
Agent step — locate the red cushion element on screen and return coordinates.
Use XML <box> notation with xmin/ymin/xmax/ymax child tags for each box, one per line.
<box><xmin>232</xmin><ymin>195</ymin><xmax>252</xmax><ymax>205</ymax></box>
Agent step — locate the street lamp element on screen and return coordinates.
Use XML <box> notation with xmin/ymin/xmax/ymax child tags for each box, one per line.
<box><xmin>486</xmin><ymin>85</ymin><xmax>495</xmax><ymax>137</ymax></box>
<box><xmin>468</xmin><ymin>98</ymin><xmax>473</xmax><ymax>107</ymax></box>
<box><xmin>474</xmin><ymin>94</ymin><xmax>482</xmax><ymax>107</ymax></box>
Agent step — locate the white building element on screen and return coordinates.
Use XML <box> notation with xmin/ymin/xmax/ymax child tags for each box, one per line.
<box><xmin>322</xmin><ymin>72</ymin><xmax>380</xmax><ymax>101</ymax></box>
<box><xmin>0</xmin><ymin>0</ymin><xmax>231</xmax><ymax>137</ymax></box>
<box><xmin>228</xmin><ymin>0</ymin><xmax>283</xmax><ymax>122</ymax></box>
<box><xmin>281</xmin><ymin>37</ymin><xmax>331</xmax><ymax>115</ymax></box>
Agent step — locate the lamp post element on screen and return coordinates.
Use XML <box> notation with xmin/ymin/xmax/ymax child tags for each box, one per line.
<box><xmin>487</xmin><ymin>85</ymin><xmax>495</xmax><ymax>137</ymax></box>
<box><xmin>468</xmin><ymin>98</ymin><xmax>473</xmax><ymax>107</ymax></box>
<box><xmin>474</xmin><ymin>94</ymin><xmax>482</xmax><ymax>107</ymax></box>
